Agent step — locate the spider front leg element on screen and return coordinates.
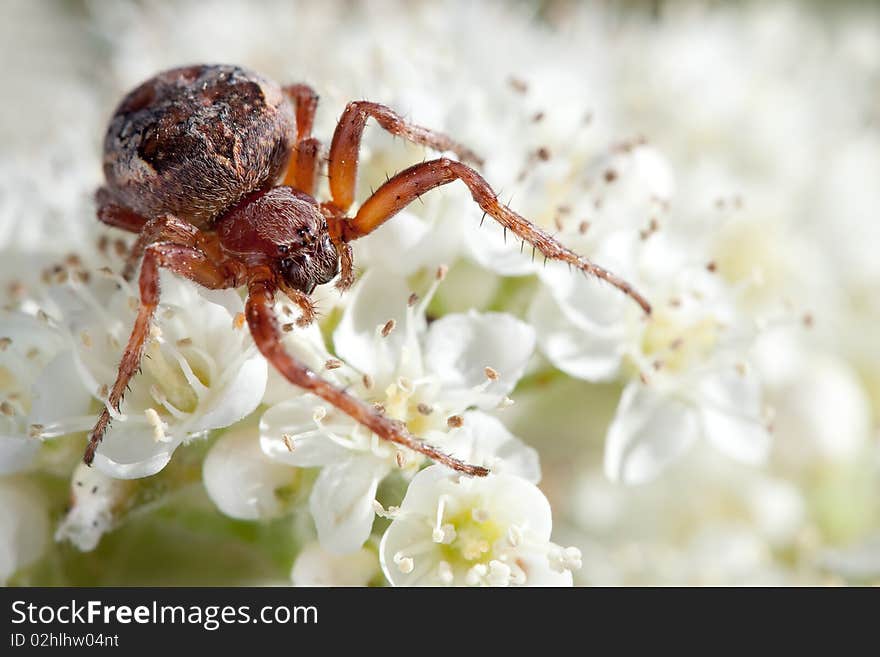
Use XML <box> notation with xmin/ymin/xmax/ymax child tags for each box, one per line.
<box><xmin>327</xmin><ymin>101</ymin><xmax>484</xmax><ymax>213</ymax></box>
<box><xmin>341</xmin><ymin>158</ymin><xmax>652</xmax><ymax>314</ymax></box>
<box><xmin>83</xmin><ymin>242</ymin><xmax>237</xmax><ymax>465</ymax></box>
<box><xmin>282</xmin><ymin>84</ymin><xmax>321</xmax><ymax>197</ymax></box>
<box><xmin>245</xmin><ymin>274</ymin><xmax>489</xmax><ymax>477</ymax></box>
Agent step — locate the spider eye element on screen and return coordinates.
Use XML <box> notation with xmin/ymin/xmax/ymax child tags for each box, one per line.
<box><xmin>278</xmin><ymin>244</ymin><xmax>289</xmax><ymax>256</ymax></box>
<box><xmin>279</xmin><ymin>257</ymin><xmax>293</xmax><ymax>270</ymax></box>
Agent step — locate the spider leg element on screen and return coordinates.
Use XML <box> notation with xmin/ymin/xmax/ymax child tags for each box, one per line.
<box><xmin>342</xmin><ymin>158</ymin><xmax>652</xmax><ymax>314</ymax></box>
<box><xmin>282</xmin><ymin>84</ymin><xmax>321</xmax><ymax>197</ymax></box>
<box><xmin>246</xmin><ymin>274</ymin><xmax>489</xmax><ymax>477</ymax></box>
<box><xmin>327</xmin><ymin>101</ymin><xmax>483</xmax><ymax>213</ymax></box>
<box><xmin>283</xmin><ymin>84</ymin><xmax>319</xmax><ymax>142</ymax></box>
<box><xmin>83</xmin><ymin>242</ymin><xmax>238</xmax><ymax>466</ymax></box>
<box><xmin>95</xmin><ymin>188</ymin><xmax>149</xmax><ymax>233</ymax></box>
<box><xmin>121</xmin><ymin>214</ymin><xmax>201</xmax><ymax>281</ymax></box>
<box><xmin>277</xmin><ymin>278</ymin><xmax>318</xmax><ymax>327</ymax></box>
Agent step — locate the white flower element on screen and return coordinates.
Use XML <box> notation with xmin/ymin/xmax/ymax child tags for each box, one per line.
<box><xmin>260</xmin><ymin>267</ymin><xmax>538</xmax><ymax>553</ymax></box>
<box><xmin>567</xmin><ymin>449</ymin><xmax>808</xmax><ymax>585</ymax></box>
<box><xmin>380</xmin><ymin>466</ymin><xmax>577</xmax><ymax>586</ymax></box>
<box><xmin>0</xmin><ymin>311</ymin><xmax>72</xmax><ymax>474</ymax></box>
<box><xmin>291</xmin><ymin>541</ymin><xmax>380</xmax><ymax>587</ymax></box>
<box><xmin>202</xmin><ymin>422</ymin><xmax>300</xmax><ymax>521</ymax></box>
<box><xmin>55</xmin><ymin>462</ymin><xmax>131</xmax><ymax>551</ymax></box>
<box><xmin>0</xmin><ymin>477</ymin><xmax>50</xmax><ymax>584</ymax></box>
<box><xmin>532</xmin><ymin>237</ymin><xmax>771</xmax><ymax>484</ymax></box>
<box><xmin>604</xmin><ymin>360</ymin><xmax>771</xmax><ymax>485</ymax></box>
<box><xmin>33</xmin><ymin>271</ymin><xmax>267</xmax><ymax>478</ymax></box>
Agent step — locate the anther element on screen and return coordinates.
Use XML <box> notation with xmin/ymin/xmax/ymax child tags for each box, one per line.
<box><xmin>394</xmin><ymin>552</ymin><xmax>414</xmax><ymax>574</ymax></box>
<box><xmin>447</xmin><ymin>415</ymin><xmax>464</xmax><ymax>428</ymax></box>
<box><xmin>380</xmin><ymin>319</ymin><xmax>396</xmax><ymax>337</ymax></box>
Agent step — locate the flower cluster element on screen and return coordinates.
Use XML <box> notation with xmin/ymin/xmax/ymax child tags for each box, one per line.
<box><xmin>1</xmin><ymin>0</ymin><xmax>878</xmax><ymax>586</ymax></box>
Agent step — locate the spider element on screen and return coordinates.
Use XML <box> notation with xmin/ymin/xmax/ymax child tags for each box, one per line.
<box><xmin>86</xmin><ymin>64</ymin><xmax>651</xmax><ymax>477</ymax></box>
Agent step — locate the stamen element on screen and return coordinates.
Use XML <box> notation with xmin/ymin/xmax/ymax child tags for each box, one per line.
<box><xmin>380</xmin><ymin>319</ymin><xmax>396</xmax><ymax>337</ymax></box>
<box><xmin>487</xmin><ymin>560</ymin><xmax>512</xmax><ymax>586</ymax></box>
<box><xmin>465</xmin><ymin>564</ymin><xmax>487</xmax><ymax>586</ymax></box>
<box><xmin>437</xmin><ymin>561</ymin><xmax>454</xmax><ymax>585</ymax></box>
<box><xmin>282</xmin><ymin>433</ymin><xmax>295</xmax><ymax>452</ymax></box>
<box><xmin>507</xmin><ymin>525</ymin><xmax>523</xmax><ymax>548</ymax></box>
<box><xmin>393</xmin><ymin>552</ymin><xmax>414</xmax><ymax>574</ymax></box>
<box><xmin>472</xmin><ymin>508</ymin><xmax>490</xmax><ymax>523</ymax></box>
<box><xmin>145</xmin><ymin>408</ymin><xmax>168</xmax><ymax>443</ymax></box>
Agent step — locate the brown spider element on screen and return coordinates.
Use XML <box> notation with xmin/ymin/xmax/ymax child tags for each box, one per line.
<box><xmin>86</xmin><ymin>64</ymin><xmax>651</xmax><ymax>477</ymax></box>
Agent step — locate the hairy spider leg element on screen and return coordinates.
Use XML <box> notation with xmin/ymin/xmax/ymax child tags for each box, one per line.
<box><xmin>282</xmin><ymin>84</ymin><xmax>322</xmax><ymax>197</ymax></box>
<box><xmin>121</xmin><ymin>215</ymin><xmax>202</xmax><ymax>281</ymax></box>
<box><xmin>246</xmin><ymin>272</ymin><xmax>489</xmax><ymax>477</ymax></box>
<box><xmin>321</xmin><ymin>100</ymin><xmax>484</xmax><ymax>289</ymax></box>
<box><xmin>96</xmin><ymin>191</ymin><xmax>150</xmax><ymax>234</ymax></box>
<box><xmin>327</xmin><ymin>101</ymin><xmax>483</xmax><ymax>213</ymax></box>
<box><xmin>343</xmin><ymin>158</ymin><xmax>652</xmax><ymax>315</ymax></box>
<box><xmin>83</xmin><ymin>241</ymin><xmax>237</xmax><ymax>465</ymax></box>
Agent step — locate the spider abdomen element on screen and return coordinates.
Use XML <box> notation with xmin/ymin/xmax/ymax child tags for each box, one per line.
<box><xmin>102</xmin><ymin>64</ymin><xmax>296</xmax><ymax>228</ymax></box>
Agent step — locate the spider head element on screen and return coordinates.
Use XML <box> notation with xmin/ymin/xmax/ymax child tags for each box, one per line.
<box><xmin>217</xmin><ymin>186</ymin><xmax>339</xmax><ymax>294</ymax></box>
<box><xmin>277</xmin><ymin>231</ymin><xmax>339</xmax><ymax>294</ymax></box>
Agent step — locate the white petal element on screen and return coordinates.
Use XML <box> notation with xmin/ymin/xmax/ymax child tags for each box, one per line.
<box><xmin>291</xmin><ymin>541</ymin><xmax>379</xmax><ymax>586</ymax></box>
<box><xmin>0</xmin><ymin>478</ymin><xmax>49</xmax><ymax>584</ymax></box>
<box><xmin>91</xmin><ymin>425</ymin><xmax>177</xmax><ymax>480</ymax></box>
<box><xmin>604</xmin><ymin>382</ymin><xmax>700</xmax><ymax>485</ymax></box>
<box><xmin>203</xmin><ymin>423</ymin><xmax>297</xmax><ymax>520</ymax></box>
<box><xmin>353</xmin><ymin>209</ymin><xmax>461</xmax><ymax>276</ymax></box>
<box><xmin>424</xmin><ymin>311</ymin><xmax>535</xmax><ymax>406</ymax></box>
<box><xmin>462</xmin><ymin>209</ymin><xmax>537</xmax><ymax>277</ymax></box>
<box><xmin>697</xmin><ymin>368</ymin><xmax>771</xmax><ymax>465</ymax></box>
<box><xmin>29</xmin><ymin>351</ymin><xmax>94</xmax><ymax>430</ymax></box>
<box><xmin>309</xmin><ymin>457</ymin><xmax>389</xmax><ymax>554</ymax></box>
<box><xmin>479</xmin><ymin>472</ymin><xmax>555</xmax><ymax>540</ymax></box>
<box><xmin>260</xmin><ymin>397</ymin><xmax>355</xmax><ymax>467</ymax></box>
<box><xmin>333</xmin><ymin>269</ymin><xmax>411</xmax><ymax>380</ymax></box>
<box><xmin>262</xmin><ymin>322</ymin><xmax>339</xmax><ymax>406</ymax></box>
<box><xmin>528</xmin><ymin>288</ymin><xmax>624</xmax><ymax>381</ymax></box>
<box><xmin>0</xmin><ymin>438</ymin><xmax>39</xmax><ymax>475</ymax></box>
<box><xmin>183</xmin><ymin>353</ymin><xmax>267</xmax><ymax>434</ymax></box>
<box><xmin>516</xmin><ymin>550</ymin><xmax>575</xmax><ymax>586</ymax></box>
<box><xmin>443</xmin><ymin>411</ymin><xmax>541</xmax><ymax>483</ymax></box>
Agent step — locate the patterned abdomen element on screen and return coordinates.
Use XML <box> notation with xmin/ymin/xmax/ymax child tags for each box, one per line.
<box><xmin>102</xmin><ymin>64</ymin><xmax>296</xmax><ymax>228</ymax></box>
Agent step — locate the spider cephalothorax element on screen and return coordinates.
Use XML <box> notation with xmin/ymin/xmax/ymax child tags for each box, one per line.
<box><xmin>216</xmin><ymin>186</ymin><xmax>339</xmax><ymax>294</ymax></box>
<box><xmin>86</xmin><ymin>63</ymin><xmax>651</xmax><ymax>477</ymax></box>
